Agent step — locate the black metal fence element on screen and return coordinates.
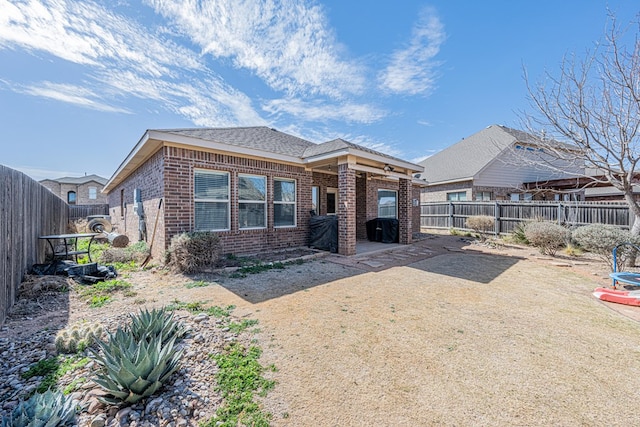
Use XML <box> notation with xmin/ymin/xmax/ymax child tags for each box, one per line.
<box><xmin>420</xmin><ymin>201</ymin><xmax>632</xmax><ymax>234</ymax></box>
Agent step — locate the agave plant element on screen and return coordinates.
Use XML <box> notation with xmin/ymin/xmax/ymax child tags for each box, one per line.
<box><xmin>90</xmin><ymin>327</ymin><xmax>183</xmax><ymax>404</ymax></box>
<box><xmin>1</xmin><ymin>389</ymin><xmax>76</xmax><ymax>427</ymax></box>
<box><xmin>128</xmin><ymin>307</ymin><xmax>186</xmax><ymax>344</ymax></box>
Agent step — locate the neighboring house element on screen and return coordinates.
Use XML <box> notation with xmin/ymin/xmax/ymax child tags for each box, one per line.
<box><xmin>40</xmin><ymin>174</ymin><xmax>108</xmax><ymax>205</ymax></box>
<box><xmin>103</xmin><ymin>127</ymin><xmax>425</xmax><ymax>259</ymax></box>
<box><xmin>416</xmin><ymin>125</ymin><xmax>583</xmax><ymax>202</ymax></box>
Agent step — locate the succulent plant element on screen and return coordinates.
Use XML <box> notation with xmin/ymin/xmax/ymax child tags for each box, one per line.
<box><xmin>55</xmin><ymin>321</ymin><xmax>103</xmax><ymax>354</ymax></box>
<box><xmin>128</xmin><ymin>307</ymin><xmax>186</xmax><ymax>344</ymax></box>
<box><xmin>90</xmin><ymin>326</ymin><xmax>183</xmax><ymax>404</ymax></box>
<box><xmin>1</xmin><ymin>389</ymin><xmax>76</xmax><ymax>427</ymax></box>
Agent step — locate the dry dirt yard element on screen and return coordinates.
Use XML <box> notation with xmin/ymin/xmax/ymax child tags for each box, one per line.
<box><xmin>3</xmin><ymin>234</ymin><xmax>640</xmax><ymax>426</ymax></box>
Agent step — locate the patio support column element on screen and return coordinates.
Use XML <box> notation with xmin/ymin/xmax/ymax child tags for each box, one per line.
<box><xmin>338</xmin><ymin>162</ymin><xmax>356</xmax><ymax>256</ymax></box>
<box><xmin>398</xmin><ymin>177</ymin><xmax>412</xmax><ymax>245</ymax></box>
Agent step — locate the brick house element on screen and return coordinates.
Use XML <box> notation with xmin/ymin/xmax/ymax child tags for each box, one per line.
<box><xmin>103</xmin><ymin>127</ymin><xmax>424</xmax><ymax>259</ymax></box>
<box><xmin>416</xmin><ymin>125</ymin><xmax>583</xmax><ymax>202</ymax></box>
<box><xmin>40</xmin><ymin>174</ymin><xmax>108</xmax><ymax>205</ymax></box>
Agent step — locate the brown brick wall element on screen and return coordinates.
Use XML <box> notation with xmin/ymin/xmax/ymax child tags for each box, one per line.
<box><xmin>311</xmin><ymin>172</ymin><xmax>338</xmax><ymax>216</ymax></box>
<box><xmin>398</xmin><ymin>178</ymin><xmax>412</xmax><ymax>244</ymax></box>
<box><xmin>162</xmin><ymin>146</ymin><xmax>312</xmax><ymax>256</ymax></box>
<box><xmin>107</xmin><ymin>150</ymin><xmax>165</xmax><ymax>260</ymax></box>
<box><xmin>337</xmin><ymin>164</ymin><xmax>356</xmax><ymax>255</ymax></box>
<box><xmin>41</xmin><ymin>180</ymin><xmax>108</xmax><ymax>205</ymax></box>
<box><xmin>421</xmin><ymin>181</ymin><xmax>473</xmax><ymax>202</ymax></box>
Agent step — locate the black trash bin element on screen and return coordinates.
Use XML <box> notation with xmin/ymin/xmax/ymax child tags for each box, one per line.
<box><xmin>366</xmin><ymin>218</ymin><xmax>399</xmax><ymax>243</ymax></box>
<box><xmin>309</xmin><ymin>215</ymin><xmax>338</xmax><ymax>253</ymax></box>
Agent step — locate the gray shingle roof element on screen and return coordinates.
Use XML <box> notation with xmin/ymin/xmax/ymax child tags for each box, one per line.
<box><xmin>41</xmin><ymin>174</ymin><xmax>108</xmax><ymax>185</ymax></box>
<box><xmin>417</xmin><ymin>125</ymin><xmax>538</xmax><ymax>183</ymax></box>
<box><xmin>156</xmin><ymin>126</ymin><xmax>315</xmax><ymax>157</ymax></box>
<box><xmin>303</xmin><ymin>138</ymin><xmax>413</xmax><ymax>165</ymax></box>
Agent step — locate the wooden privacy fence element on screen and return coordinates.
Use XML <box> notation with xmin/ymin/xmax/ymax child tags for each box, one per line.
<box><xmin>69</xmin><ymin>204</ymin><xmax>109</xmax><ymax>220</ymax></box>
<box><xmin>420</xmin><ymin>201</ymin><xmax>633</xmax><ymax>234</ymax></box>
<box><xmin>0</xmin><ymin>165</ymin><xmax>68</xmax><ymax>325</ymax></box>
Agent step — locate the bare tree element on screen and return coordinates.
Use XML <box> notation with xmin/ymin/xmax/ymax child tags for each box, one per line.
<box><xmin>523</xmin><ymin>13</ymin><xmax>640</xmax><ymax>234</ymax></box>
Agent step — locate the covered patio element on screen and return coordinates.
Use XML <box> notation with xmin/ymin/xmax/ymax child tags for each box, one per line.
<box><xmin>303</xmin><ymin>139</ymin><xmax>424</xmax><ymax>256</ymax></box>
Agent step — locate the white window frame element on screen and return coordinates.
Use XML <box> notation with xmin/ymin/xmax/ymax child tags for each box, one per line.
<box><xmin>311</xmin><ymin>186</ymin><xmax>319</xmax><ymax>215</ymax></box>
<box><xmin>238</xmin><ymin>174</ymin><xmax>267</xmax><ymax>230</ymax></box>
<box><xmin>326</xmin><ymin>187</ymin><xmax>338</xmax><ymax>215</ymax></box>
<box><xmin>89</xmin><ymin>186</ymin><xmax>97</xmax><ymax>200</ymax></box>
<box><xmin>377</xmin><ymin>189</ymin><xmax>397</xmax><ymax>219</ymax></box>
<box><xmin>274</xmin><ymin>178</ymin><xmax>296</xmax><ymax>228</ymax></box>
<box><xmin>447</xmin><ymin>191</ymin><xmax>467</xmax><ymax>201</ymax></box>
<box><xmin>475</xmin><ymin>191</ymin><xmax>492</xmax><ymax>201</ymax></box>
<box><xmin>194</xmin><ymin>169</ymin><xmax>230</xmax><ymax>231</ymax></box>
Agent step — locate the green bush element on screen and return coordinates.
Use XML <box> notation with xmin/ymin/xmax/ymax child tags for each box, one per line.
<box><xmin>165</xmin><ymin>231</ymin><xmax>220</xmax><ymax>273</ymax></box>
<box><xmin>524</xmin><ymin>221</ymin><xmax>569</xmax><ymax>256</ymax></box>
<box><xmin>509</xmin><ymin>222</ymin><xmax>530</xmax><ymax>244</ymax></box>
<box><xmin>465</xmin><ymin>215</ymin><xmax>494</xmax><ymax>241</ymax></box>
<box><xmin>572</xmin><ymin>224</ymin><xmax>638</xmax><ymax>270</ymax></box>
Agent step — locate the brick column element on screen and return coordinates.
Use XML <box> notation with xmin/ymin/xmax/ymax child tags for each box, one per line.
<box><xmin>338</xmin><ymin>163</ymin><xmax>356</xmax><ymax>255</ymax></box>
<box><xmin>398</xmin><ymin>178</ymin><xmax>412</xmax><ymax>245</ymax></box>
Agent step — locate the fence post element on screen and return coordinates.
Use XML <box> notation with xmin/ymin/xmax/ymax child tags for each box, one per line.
<box><xmin>557</xmin><ymin>203</ymin><xmax>562</xmax><ymax>225</ymax></box>
<box><xmin>494</xmin><ymin>201</ymin><xmax>500</xmax><ymax>236</ymax></box>
<box><xmin>448</xmin><ymin>202</ymin><xmax>454</xmax><ymax>229</ymax></box>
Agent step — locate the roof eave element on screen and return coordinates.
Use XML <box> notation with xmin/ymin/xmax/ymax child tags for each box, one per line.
<box><xmin>103</xmin><ymin>130</ymin><xmax>306</xmax><ymax>193</ymax></box>
<box><xmin>303</xmin><ymin>147</ymin><xmax>423</xmax><ymax>173</ymax></box>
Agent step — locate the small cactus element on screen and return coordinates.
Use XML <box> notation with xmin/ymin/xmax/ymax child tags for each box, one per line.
<box><xmin>55</xmin><ymin>321</ymin><xmax>103</xmax><ymax>354</ymax></box>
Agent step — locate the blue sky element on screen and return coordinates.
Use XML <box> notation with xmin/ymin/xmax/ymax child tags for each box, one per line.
<box><xmin>1</xmin><ymin>0</ymin><xmax>638</xmax><ymax>181</ymax></box>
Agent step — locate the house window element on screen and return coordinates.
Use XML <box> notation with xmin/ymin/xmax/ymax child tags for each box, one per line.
<box><xmin>311</xmin><ymin>186</ymin><xmax>319</xmax><ymax>215</ymax></box>
<box><xmin>475</xmin><ymin>191</ymin><xmax>492</xmax><ymax>201</ymax></box>
<box><xmin>194</xmin><ymin>170</ymin><xmax>230</xmax><ymax>231</ymax></box>
<box><xmin>523</xmin><ymin>193</ymin><xmax>533</xmax><ymax>201</ymax></box>
<box><xmin>89</xmin><ymin>187</ymin><xmax>97</xmax><ymax>200</ymax></box>
<box><xmin>274</xmin><ymin>178</ymin><xmax>296</xmax><ymax>227</ymax></box>
<box><xmin>447</xmin><ymin>191</ymin><xmax>467</xmax><ymax>201</ymax></box>
<box><xmin>377</xmin><ymin>190</ymin><xmax>397</xmax><ymax>218</ymax></box>
<box><xmin>67</xmin><ymin>191</ymin><xmax>76</xmax><ymax>205</ymax></box>
<box><xmin>238</xmin><ymin>174</ymin><xmax>266</xmax><ymax>229</ymax></box>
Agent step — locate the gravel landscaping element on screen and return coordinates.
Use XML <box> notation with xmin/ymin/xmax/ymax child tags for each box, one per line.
<box><xmin>2</xmin><ymin>234</ymin><xmax>640</xmax><ymax>426</ymax></box>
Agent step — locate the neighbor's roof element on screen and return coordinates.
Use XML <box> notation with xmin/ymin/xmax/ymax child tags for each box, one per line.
<box><xmin>417</xmin><ymin>125</ymin><xmax>543</xmax><ymax>184</ymax></box>
<box><xmin>40</xmin><ymin>174</ymin><xmax>108</xmax><ymax>185</ymax></box>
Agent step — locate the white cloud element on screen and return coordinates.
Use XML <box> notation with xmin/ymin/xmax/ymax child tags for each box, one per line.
<box><xmin>378</xmin><ymin>7</ymin><xmax>445</xmax><ymax>96</ymax></box>
<box><xmin>20</xmin><ymin>81</ymin><xmax>131</xmax><ymax>113</ymax></box>
<box><xmin>263</xmin><ymin>98</ymin><xmax>386</xmax><ymax>124</ymax></box>
<box><xmin>0</xmin><ymin>0</ymin><xmax>202</xmax><ymax>76</ymax></box>
<box><xmin>145</xmin><ymin>0</ymin><xmax>366</xmax><ymax>98</ymax></box>
<box><xmin>0</xmin><ymin>0</ymin><xmax>268</xmax><ymax>125</ymax></box>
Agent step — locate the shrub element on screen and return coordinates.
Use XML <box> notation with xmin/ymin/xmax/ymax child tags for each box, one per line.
<box><xmin>509</xmin><ymin>221</ymin><xmax>530</xmax><ymax>244</ymax></box>
<box><xmin>572</xmin><ymin>224</ymin><xmax>639</xmax><ymax>270</ymax></box>
<box><xmin>165</xmin><ymin>231</ymin><xmax>220</xmax><ymax>273</ymax></box>
<box><xmin>465</xmin><ymin>215</ymin><xmax>494</xmax><ymax>241</ymax></box>
<box><xmin>524</xmin><ymin>221</ymin><xmax>569</xmax><ymax>256</ymax></box>
<box><xmin>100</xmin><ymin>241</ymin><xmax>150</xmax><ymax>264</ymax></box>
